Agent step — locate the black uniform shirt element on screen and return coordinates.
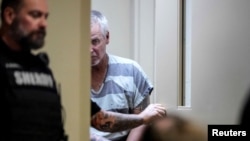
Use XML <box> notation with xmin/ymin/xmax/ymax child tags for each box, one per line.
<box><xmin>0</xmin><ymin>39</ymin><xmax>64</xmax><ymax>141</ymax></box>
<box><xmin>91</xmin><ymin>100</ymin><xmax>101</xmax><ymax>116</ymax></box>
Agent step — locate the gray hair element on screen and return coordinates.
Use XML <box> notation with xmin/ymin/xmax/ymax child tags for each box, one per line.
<box><xmin>91</xmin><ymin>10</ymin><xmax>109</xmax><ymax>36</ymax></box>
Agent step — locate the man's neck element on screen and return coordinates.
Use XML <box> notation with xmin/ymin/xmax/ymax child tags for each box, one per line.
<box><xmin>91</xmin><ymin>54</ymin><xmax>109</xmax><ymax>91</ymax></box>
<box><xmin>92</xmin><ymin>54</ymin><xmax>108</xmax><ymax>72</ymax></box>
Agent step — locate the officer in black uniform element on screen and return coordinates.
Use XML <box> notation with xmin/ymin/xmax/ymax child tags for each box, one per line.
<box><xmin>0</xmin><ymin>0</ymin><xmax>67</xmax><ymax>140</ymax></box>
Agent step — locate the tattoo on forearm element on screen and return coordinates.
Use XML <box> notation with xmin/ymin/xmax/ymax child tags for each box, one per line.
<box><xmin>91</xmin><ymin>110</ymin><xmax>143</xmax><ymax>132</ymax></box>
<box><xmin>133</xmin><ymin>96</ymin><xmax>150</xmax><ymax>114</ymax></box>
<box><xmin>91</xmin><ymin>96</ymin><xmax>150</xmax><ymax>132</ymax></box>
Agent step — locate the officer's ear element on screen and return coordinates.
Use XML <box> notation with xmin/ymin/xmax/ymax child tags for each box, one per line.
<box><xmin>3</xmin><ymin>7</ymin><xmax>16</xmax><ymax>25</ymax></box>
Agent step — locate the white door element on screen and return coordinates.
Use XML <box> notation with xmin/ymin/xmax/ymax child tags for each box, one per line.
<box><xmin>187</xmin><ymin>0</ymin><xmax>250</xmax><ymax>124</ymax></box>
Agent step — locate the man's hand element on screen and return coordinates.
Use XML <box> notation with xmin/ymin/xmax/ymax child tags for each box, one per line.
<box><xmin>139</xmin><ymin>104</ymin><xmax>167</xmax><ymax>124</ymax></box>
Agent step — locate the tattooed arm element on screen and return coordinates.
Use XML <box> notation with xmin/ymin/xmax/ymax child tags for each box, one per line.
<box><xmin>126</xmin><ymin>96</ymin><xmax>150</xmax><ymax>141</ymax></box>
<box><xmin>91</xmin><ymin>98</ymin><xmax>166</xmax><ymax>133</ymax></box>
<box><xmin>91</xmin><ymin>109</ymin><xmax>144</xmax><ymax>132</ymax></box>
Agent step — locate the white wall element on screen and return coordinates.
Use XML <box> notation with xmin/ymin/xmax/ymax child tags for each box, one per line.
<box><xmin>190</xmin><ymin>0</ymin><xmax>250</xmax><ymax>124</ymax></box>
<box><xmin>153</xmin><ymin>0</ymin><xmax>250</xmax><ymax>124</ymax></box>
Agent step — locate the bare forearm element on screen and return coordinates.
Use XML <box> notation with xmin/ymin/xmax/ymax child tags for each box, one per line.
<box><xmin>91</xmin><ymin>110</ymin><xmax>144</xmax><ymax>132</ymax></box>
<box><xmin>126</xmin><ymin>125</ymin><xmax>147</xmax><ymax>141</ymax></box>
<box><xmin>126</xmin><ymin>96</ymin><xmax>150</xmax><ymax>141</ymax></box>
